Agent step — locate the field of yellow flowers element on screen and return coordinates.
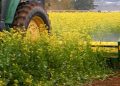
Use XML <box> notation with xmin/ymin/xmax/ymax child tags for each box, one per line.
<box><xmin>50</xmin><ymin>12</ymin><xmax>120</xmax><ymax>34</ymax></box>
<box><xmin>0</xmin><ymin>12</ymin><xmax>120</xmax><ymax>85</ymax></box>
<box><xmin>49</xmin><ymin>12</ymin><xmax>120</xmax><ymax>58</ymax></box>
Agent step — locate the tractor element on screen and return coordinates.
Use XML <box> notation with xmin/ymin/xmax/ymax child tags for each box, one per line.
<box><xmin>0</xmin><ymin>0</ymin><xmax>50</xmax><ymax>35</ymax></box>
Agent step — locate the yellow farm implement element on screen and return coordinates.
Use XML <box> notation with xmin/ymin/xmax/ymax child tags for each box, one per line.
<box><xmin>91</xmin><ymin>41</ymin><xmax>120</xmax><ymax>69</ymax></box>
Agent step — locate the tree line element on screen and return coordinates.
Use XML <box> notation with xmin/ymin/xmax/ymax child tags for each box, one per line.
<box><xmin>45</xmin><ymin>0</ymin><xmax>94</xmax><ymax>10</ymax></box>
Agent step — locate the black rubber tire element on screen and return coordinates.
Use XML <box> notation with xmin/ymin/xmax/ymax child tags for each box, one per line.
<box><xmin>12</xmin><ymin>2</ymin><xmax>50</xmax><ymax>32</ymax></box>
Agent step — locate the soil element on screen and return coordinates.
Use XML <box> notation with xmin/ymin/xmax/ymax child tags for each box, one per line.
<box><xmin>91</xmin><ymin>77</ymin><xmax>120</xmax><ymax>86</ymax></box>
<box><xmin>86</xmin><ymin>72</ymin><xmax>120</xmax><ymax>86</ymax></box>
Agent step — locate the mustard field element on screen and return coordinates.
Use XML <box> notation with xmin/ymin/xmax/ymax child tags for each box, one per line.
<box><xmin>49</xmin><ymin>12</ymin><xmax>120</xmax><ymax>57</ymax></box>
<box><xmin>0</xmin><ymin>12</ymin><xmax>120</xmax><ymax>85</ymax></box>
<box><xmin>49</xmin><ymin>12</ymin><xmax>120</xmax><ymax>33</ymax></box>
<box><xmin>49</xmin><ymin>12</ymin><xmax>120</xmax><ymax>42</ymax></box>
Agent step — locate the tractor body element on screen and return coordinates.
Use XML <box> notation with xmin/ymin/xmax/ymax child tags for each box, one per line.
<box><xmin>0</xmin><ymin>0</ymin><xmax>46</xmax><ymax>31</ymax></box>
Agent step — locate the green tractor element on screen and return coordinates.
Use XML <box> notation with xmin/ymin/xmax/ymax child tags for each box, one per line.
<box><xmin>0</xmin><ymin>0</ymin><xmax>50</xmax><ymax>34</ymax></box>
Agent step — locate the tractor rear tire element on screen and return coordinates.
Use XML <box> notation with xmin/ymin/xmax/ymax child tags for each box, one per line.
<box><xmin>12</xmin><ymin>2</ymin><xmax>50</xmax><ymax>33</ymax></box>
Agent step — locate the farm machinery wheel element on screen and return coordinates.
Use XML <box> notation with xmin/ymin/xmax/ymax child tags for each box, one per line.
<box><xmin>12</xmin><ymin>2</ymin><xmax>50</xmax><ymax>39</ymax></box>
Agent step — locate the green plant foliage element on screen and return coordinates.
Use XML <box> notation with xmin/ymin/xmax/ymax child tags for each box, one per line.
<box><xmin>0</xmin><ymin>29</ymin><xmax>111</xmax><ymax>85</ymax></box>
<box><xmin>1</xmin><ymin>12</ymin><xmax>119</xmax><ymax>85</ymax></box>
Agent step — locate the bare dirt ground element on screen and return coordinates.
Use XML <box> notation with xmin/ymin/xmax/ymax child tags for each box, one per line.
<box><xmin>86</xmin><ymin>72</ymin><xmax>120</xmax><ymax>86</ymax></box>
<box><xmin>91</xmin><ymin>77</ymin><xmax>120</xmax><ymax>86</ymax></box>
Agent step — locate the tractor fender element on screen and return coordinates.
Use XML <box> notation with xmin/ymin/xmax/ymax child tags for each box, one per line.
<box><xmin>5</xmin><ymin>0</ymin><xmax>20</xmax><ymax>24</ymax></box>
